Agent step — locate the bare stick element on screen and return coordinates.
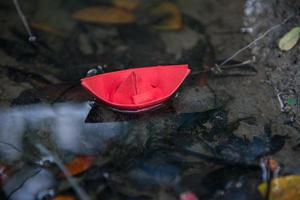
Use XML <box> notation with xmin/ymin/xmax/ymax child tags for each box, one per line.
<box><xmin>12</xmin><ymin>0</ymin><xmax>36</xmax><ymax>42</ymax></box>
<box><xmin>6</xmin><ymin>169</ymin><xmax>42</xmax><ymax>200</ymax></box>
<box><xmin>35</xmin><ymin>144</ymin><xmax>91</xmax><ymax>200</ymax></box>
<box><xmin>220</xmin><ymin>14</ymin><xmax>294</xmax><ymax>67</ymax></box>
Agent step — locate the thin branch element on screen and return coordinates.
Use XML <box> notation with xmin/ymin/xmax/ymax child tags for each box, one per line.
<box><xmin>6</xmin><ymin>169</ymin><xmax>42</xmax><ymax>200</ymax></box>
<box><xmin>0</xmin><ymin>141</ymin><xmax>22</xmax><ymax>153</ymax></box>
<box><xmin>220</xmin><ymin>14</ymin><xmax>294</xmax><ymax>67</ymax></box>
<box><xmin>0</xmin><ymin>141</ymin><xmax>35</xmax><ymax>162</ymax></box>
<box><xmin>12</xmin><ymin>0</ymin><xmax>36</xmax><ymax>42</ymax></box>
<box><xmin>35</xmin><ymin>144</ymin><xmax>91</xmax><ymax>200</ymax></box>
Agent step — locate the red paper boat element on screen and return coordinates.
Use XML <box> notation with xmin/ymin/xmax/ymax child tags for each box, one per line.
<box><xmin>81</xmin><ymin>64</ymin><xmax>190</xmax><ymax>111</ymax></box>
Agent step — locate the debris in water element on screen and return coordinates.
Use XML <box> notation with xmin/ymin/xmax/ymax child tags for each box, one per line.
<box><xmin>72</xmin><ymin>6</ymin><xmax>136</xmax><ymax>25</ymax></box>
<box><xmin>258</xmin><ymin>175</ymin><xmax>300</xmax><ymax>200</ymax></box>
<box><xmin>151</xmin><ymin>2</ymin><xmax>183</xmax><ymax>31</ymax></box>
<box><xmin>12</xmin><ymin>0</ymin><xmax>36</xmax><ymax>42</ymax></box>
<box><xmin>113</xmin><ymin>0</ymin><xmax>140</xmax><ymax>11</ymax></box>
<box><xmin>3</xmin><ymin>168</ymin><xmax>56</xmax><ymax>200</ymax></box>
<box><xmin>59</xmin><ymin>156</ymin><xmax>95</xmax><ymax>178</ymax></box>
<box><xmin>54</xmin><ymin>195</ymin><xmax>76</xmax><ymax>200</ymax></box>
<box><xmin>278</xmin><ymin>27</ymin><xmax>300</xmax><ymax>51</ymax></box>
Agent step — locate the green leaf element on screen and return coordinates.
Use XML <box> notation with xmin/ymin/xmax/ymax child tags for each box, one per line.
<box><xmin>287</xmin><ymin>98</ymin><xmax>297</xmax><ymax>106</ymax></box>
<box><xmin>278</xmin><ymin>27</ymin><xmax>300</xmax><ymax>51</ymax></box>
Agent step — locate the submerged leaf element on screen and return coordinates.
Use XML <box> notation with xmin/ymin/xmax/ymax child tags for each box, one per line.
<box><xmin>59</xmin><ymin>156</ymin><xmax>95</xmax><ymax>178</ymax></box>
<box><xmin>113</xmin><ymin>0</ymin><xmax>140</xmax><ymax>11</ymax></box>
<box><xmin>151</xmin><ymin>2</ymin><xmax>182</xmax><ymax>31</ymax></box>
<box><xmin>72</xmin><ymin>6</ymin><xmax>136</xmax><ymax>25</ymax></box>
<box><xmin>30</xmin><ymin>22</ymin><xmax>65</xmax><ymax>37</ymax></box>
<box><xmin>278</xmin><ymin>27</ymin><xmax>300</xmax><ymax>51</ymax></box>
<box><xmin>258</xmin><ymin>175</ymin><xmax>300</xmax><ymax>200</ymax></box>
<box><xmin>54</xmin><ymin>195</ymin><xmax>76</xmax><ymax>200</ymax></box>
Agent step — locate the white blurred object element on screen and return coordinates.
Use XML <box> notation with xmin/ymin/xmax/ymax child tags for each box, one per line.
<box><xmin>51</xmin><ymin>103</ymin><xmax>127</xmax><ymax>154</ymax></box>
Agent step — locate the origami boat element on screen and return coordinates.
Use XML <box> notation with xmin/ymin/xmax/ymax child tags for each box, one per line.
<box><xmin>81</xmin><ymin>65</ymin><xmax>190</xmax><ymax>111</ymax></box>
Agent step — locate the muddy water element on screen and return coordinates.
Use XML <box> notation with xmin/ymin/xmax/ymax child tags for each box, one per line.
<box><xmin>0</xmin><ymin>0</ymin><xmax>298</xmax><ymax>200</ymax></box>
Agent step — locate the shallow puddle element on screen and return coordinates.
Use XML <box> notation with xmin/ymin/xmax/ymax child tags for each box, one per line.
<box><xmin>0</xmin><ymin>0</ymin><xmax>299</xmax><ymax>200</ymax></box>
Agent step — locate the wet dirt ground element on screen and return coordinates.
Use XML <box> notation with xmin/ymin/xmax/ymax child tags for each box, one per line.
<box><xmin>0</xmin><ymin>0</ymin><xmax>300</xmax><ymax>200</ymax></box>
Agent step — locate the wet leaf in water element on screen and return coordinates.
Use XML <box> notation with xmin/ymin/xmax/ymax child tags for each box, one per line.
<box><xmin>54</xmin><ymin>195</ymin><xmax>76</xmax><ymax>200</ymax></box>
<box><xmin>258</xmin><ymin>175</ymin><xmax>300</xmax><ymax>200</ymax></box>
<box><xmin>113</xmin><ymin>0</ymin><xmax>140</xmax><ymax>10</ymax></box>
<box><xmin>287</xmin><ymin>98</ymin><xmax>297</xmax><ymax>106</ymax></box>
<box><xmin>278</xmin><ymin>27</ymin><xmax>300</xmax><ymax>51</ymax></box>
<box><xmin>72</xmin><ymin>6</ymin><xmax>136</xmax><ymax>25</ymax></box>
<box><xmin>30</xmin><ymin>22</ymin><xmax>65</xmax><ymax>37</ymax></box>
<box><xmin>151</xmin><ymin>2</ymin><xmax>182</xmax><ymax>31</ymax></box>
<box><xmin>59</xmin><ymin>156</ymin><xmax>95</xmax><ymax>178</ymax></box>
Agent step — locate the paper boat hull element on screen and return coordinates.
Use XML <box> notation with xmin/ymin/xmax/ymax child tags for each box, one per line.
<box><xmin>81</xmin><ymin>65</ymin><xmax>190</xmax><ymax>111</ymax></box>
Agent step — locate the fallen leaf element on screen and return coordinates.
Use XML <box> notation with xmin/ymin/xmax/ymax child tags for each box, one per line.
<box><xmin>113</xmin><ymin>0</ymin><xmax>140</xmax><ymax>11</ymax></box>
<box><xmin>258</xmin><ymin>175</ymin><xmax>300</xmax><ymax>200</ymax></box>
<box><xmin>151</xmin><ymin>2</ymin><xmax>182</xmax><ymax>31</ymax></box>
<box><xmin>287</xmin><ymin>98</ymin><xmax>297</xmax><ymax>106</ymax></box>
<box><xmin>72</xmin><ymin>6</ymin><xmax>136</xmax><ymax>25</ymax></box>
<box><xmin>278</xmin><ymin>27</ymin><xmax>300</xmax><ymax>51</ymax></box>
<box><xmin>59</xmin><ymin>156</ymin><xmax>95</xmax><ymax>178</ymax></box>
<box><xmin>54</xmin><ymin>195</ymin><xmax>76</xmax><ymax>200</ymax></box>
<box><xmin>30</xmin><ymin>22</ymin><xmax>65</xmax><ymax>37</ymax></box>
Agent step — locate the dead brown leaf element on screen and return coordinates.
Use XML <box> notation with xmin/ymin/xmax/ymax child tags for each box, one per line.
<box><xmin>113</xmin><ymin>0</ymin><xmax>140</xmax><ymax>11</ymax></box>
<box><xmin>30</xmin><ymin>22</ymin><xmax>65</xmax><ymax>37</ymax></box>
<box><xmin>151</xmin><ymin>2</ymin><xmax>183</xmax><ymax>31</ymax></box>
<box><xmin>53</xmin><ymin>195</ymin><xmax>76</xmax><ymax>200</ymax></box>
<box><xmin>59</xmin><ymin>156</ymin><xmax>95</xmax><ymax>178</ymax></box>
<box><xmin>72</xmin><ymin>6</ymin><xmax>136</xmax><ymax>25</ymax></box>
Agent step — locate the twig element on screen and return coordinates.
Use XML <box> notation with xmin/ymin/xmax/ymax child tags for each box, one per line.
<box><xmin>35</xmin><ymin>144</ymin><xmax>91</xmax><ymax>200</ymax></box>
<box><xmin>265</xmin><ymin>159</ymin><xmax>273</xmax><ymax>200</ymax></box>
<box><xmin>0</xmin><ymin>141</ymin><xmax>36</xmax><ymax>162</ymax></box>
<box><xmin>6</xmin><ymin>169</ymin><xmax>42</xmax><ymax>200</ymax></box>
<box><xmin>0</xmin><ymin>141</ymin><xmax>22</xmax><ymax>153</ymax></box>
<box><xmin>220</xmin><ymin>14</ymin><xmax>294</xmax><ymax>67</ymax></box>
<box><xmin>12</xmin><ymin>0</ymin><xmax>36</xmax><ymax>42</ymax></box>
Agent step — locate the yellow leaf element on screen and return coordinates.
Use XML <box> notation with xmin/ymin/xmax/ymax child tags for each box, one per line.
<box><xmin>59</xmin><ymin>156</ymin><xmax>95</xmax><ymax>178</ymax></box>
<box><xmin>151</xmin><ymin>2</ymin><xmax>182</xmax><ymax>31</ymax></box>
<box><xmin>72</xmin><ymin>6</ymin><xmax>136</xmax><ymax>25</ymax></box>
<box><xmin>278</xmin><ymin>27</ymin><xmax>300</xmax><ymax>51</ymax></box>
<box><xmin>258</xmin><ymin>175</ymin><xmax>300</xmax><ymax>200</ymax></box>
<box><xmin>113</xmin><ymin>0</ymin><xmax>140</xmax><ymax>11</ymax></box>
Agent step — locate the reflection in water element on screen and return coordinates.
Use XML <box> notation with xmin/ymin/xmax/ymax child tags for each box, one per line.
<box><xmin>3</xmin><ymin>167</ymin><xmax>55</xmax><ymax>200</ymax></box>
<box><xmin>0</xmin><ymin>102</ymin><xmax>128</xmax><ymax>163</ymax></box>
<box><xmin>244</xmin><ymin>0</ymin><xmax>266</xmax><ymax>26</ymax></box>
